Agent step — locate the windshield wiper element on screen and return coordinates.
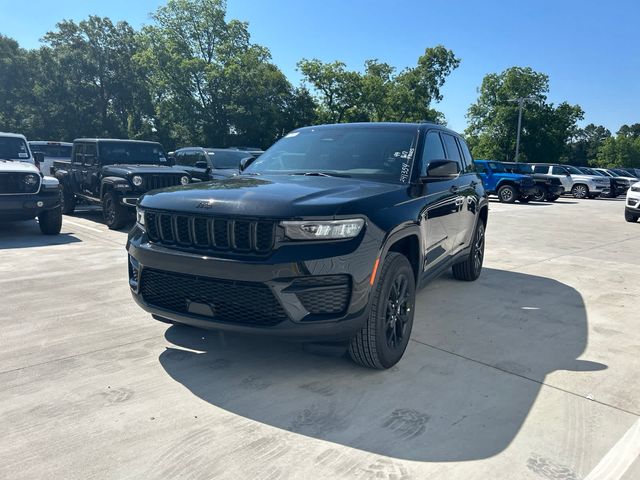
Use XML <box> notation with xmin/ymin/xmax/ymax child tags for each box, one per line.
<box><xmin>290</xmin><ymin>171</ymin><xmax>351</xmax><ymax>178</ymax></box>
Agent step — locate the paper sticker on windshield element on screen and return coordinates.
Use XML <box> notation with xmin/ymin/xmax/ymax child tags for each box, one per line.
<box><xmin>394</xmin><ymin>148</ymin><xmax>414</xmax><ymax>160</ymax></box>
<box><xmin>285</xmin><ymin>132</ymin><xmax>300</xmax><ymax>138</ymax></box>
<box><xmin>159</xmin><ymin>156</ymin><xmax>167</xmax><ymax>162</ymax></box>
<box><xmin>18</xmin><ymin>152</ymin><xmax>28</xmax><ymax>158</ymax></box>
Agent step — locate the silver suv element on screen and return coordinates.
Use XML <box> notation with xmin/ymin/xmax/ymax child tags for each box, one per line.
<box><xmin>530</xmin><ymin>163</ymin><xmax>609</xmax><ymax>199</ymax></box>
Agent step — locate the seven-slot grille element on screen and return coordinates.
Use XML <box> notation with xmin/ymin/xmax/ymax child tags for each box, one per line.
<box><xmin>0</xmin><ymin>172</ymin><xmax>41</xmax><ymax>194</ymax></box>
<box><xmin>145</xmin><ymin>210</ymin><xmax>275</xmax><ymax>254</ymax></box>
<box><xmin>141</xmin><ymin>175</ymin><xmax>183</xmax><ymax>191</ymax></box>
<box><xmin>139</xmin><ymin>268</ymin><xmax>288</xmax><ymax>326</ymax></box>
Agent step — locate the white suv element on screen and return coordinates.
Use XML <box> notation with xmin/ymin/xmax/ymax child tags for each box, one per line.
<box><xmin>530</xmin><ymin>163</ymin><xmax>610</xmax><ymax>199</ymax></box>
<box><xmin>625</xmin><ymin>182</ymin><xmax>640</xmax><ymax>223</ymax></box>
<box><xmin>0</xmin><ymin>132</ymin><xmax>62</xmax><ymax>234</ymax></box>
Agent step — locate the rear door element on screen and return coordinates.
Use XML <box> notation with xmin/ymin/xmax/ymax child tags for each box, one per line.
<box><xmin>71</xmin><ymin>143</ymin><xmax>85</xmax><ymax>193</ymax></box>
<box><xmin>419</xmin><ymin>130</ymin><xmax>460</xmax><ymax>268</ymax></box>
<box><xmin>175</xmin><ymin>149</ymin><xmax>209</xmax><ymax>181</ymax></box>
<box><xmin>81</xmin><ymin>143</ymin><xmax>100</xmax><ymax>197</ymax></box>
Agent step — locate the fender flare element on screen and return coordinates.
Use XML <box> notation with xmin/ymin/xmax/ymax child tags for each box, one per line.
<box><xmin>100</xmin><ymin>176</ymin><xmax>129</xmax><ymax>198</ymax></box>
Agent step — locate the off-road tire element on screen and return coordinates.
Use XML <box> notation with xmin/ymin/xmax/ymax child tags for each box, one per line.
<box><xmin>60</xmin><ymin>184</ymin><xmax>76</xmax><ymax>214</ymax></box>
<box><xmin>625</xmin><ymin>210</ymin><xmax>639</xmax><ymax>223</ymax></box>
<box><xmin>38</xmin><ymin>206</ymin><xmax>62</xmax><ymax>235</ymax></box>
<box><xmin>103</xmin><ymin>191</ymin><xmax>128</xmax><ymax>230</ymax></box>
<box><xmin>348</xmin><ymin>252</ymin><xmax>416</xmax><ymax>369</ymax></box>
<box><xmin>497</xmin><ymin>185</ymin><xmax>518</xmax><ymax>203</ymax></box>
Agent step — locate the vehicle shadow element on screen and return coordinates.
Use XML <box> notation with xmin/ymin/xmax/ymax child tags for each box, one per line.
<box><xmin>0</xmin><ymin>221</ymin><xmax>81</xmax><ymax>249</ymax></box>
<box><xmin>488</xmin><ymin>199</ymin><xmax>551</xmax><ymax>206</ymax></box>
<box><xmin>158</xmin><ymin>267</ymin><xmax>604</xmax><ymax>462</ymax></box>
<box><xmin>66</xmin><ymin>206</ymin><xmax>134</xmax><ymax>231</ymax></box>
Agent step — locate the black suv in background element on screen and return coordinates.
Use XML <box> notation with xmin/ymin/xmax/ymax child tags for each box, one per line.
<box><xmin>172</xmin><ymin>147</ymin><xmax>253</xmax><ymax>181</ymax></box>
<box><xmin>128</xmin><ymin>123</ymin><xmax>488</xmax><ymax>369</ymax></box>
<box><xmin>502</xmin><ymin>162</ymin><xmax>565</xmax><ymax>201</ymax></box>
<box><xmin>53</xmin><ymin>139</ymin><xmax>191</xmax><ymax>229</ymax></box>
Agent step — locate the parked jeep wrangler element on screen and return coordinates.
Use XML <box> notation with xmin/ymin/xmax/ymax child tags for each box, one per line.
<box><xmin>0</xmin><ymin>132</ymin><xmax>62</xmax><ymax>234</ymax></box>
<box><xmin>53</xmin><ymin>139</ymin><xmax>191</xmax><ymax>229</ymax></box>
<box><xmin>502</xmin><ymin>162</ymin><xmax>564</xmax><ymax>201</ymax></box>
<box><xmin>473</xmin><ymin>160</ymin><xmax>538</xmax><ymax>203</ymax></box>
<box><xmin>128</xmin><ymin>122</ymin><xmax>489</xmax><ymax>369</ymax></box>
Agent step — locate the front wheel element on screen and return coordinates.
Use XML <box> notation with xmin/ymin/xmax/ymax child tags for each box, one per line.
<box><xmin>571</xmin><ymin>184</ymin><xmax>589</xmax><ymax>199</ymax></box>
<box><xmin>103</xmin><ymin>192</ymin><xmax>128</xmax><ymax>230</ymax></box>
<box><xmin>532</xmin><ymin>188</ymin><xmax>546</xmax><ymax>202</ymax></box>
<box><xmin>625</xmin><ymin>210</ymin><xmax>639</xmax><ymax>223</ymax></box>
<box><xmin>348</xmin><ymin>252</ymin><xmax>416</xmax><ymax>369</ymax></box>
<box><xmin>497</xmin><ymin>185</ymin><xmax>518</xmax><ymax>203</ymax></box>
<box><xmin>38</xmin><ymin>207</ymin><xmax>62</xmax><ymax>235</ymax></box>
<box><xmin>452</xmin><ymin>220</ymin><xmax>485</xmax><ymax>281</ymax></box>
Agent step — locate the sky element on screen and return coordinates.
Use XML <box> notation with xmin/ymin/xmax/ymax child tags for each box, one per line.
<box><xmin>1</xmin><ymin>0</ymin><xmax>638</xmax><ymax>134</ymax></box>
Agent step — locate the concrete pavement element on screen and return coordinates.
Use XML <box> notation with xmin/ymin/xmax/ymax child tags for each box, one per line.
<box><xmin>1</xmin><ymin>199</ymin><xmax>638</xmax><ymax>479</ymax></box>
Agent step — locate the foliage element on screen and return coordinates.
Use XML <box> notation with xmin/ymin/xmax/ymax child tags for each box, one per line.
<box><xmin>594</xmin><ymin>135</ymin><xmax>640</xmax><ymax>168</ymax></box>
<box><xmin>567</xmin><ymin>124</ymin><xmax>611</xmax><ymax>165</ymax></box>
<box><xmin>465</xmin><ymin>66</ymin><xmax>583</xmax><ymax>163</ymax></box>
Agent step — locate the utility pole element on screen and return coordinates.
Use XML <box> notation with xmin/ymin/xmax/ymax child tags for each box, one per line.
<box><xmin>510</xmin><ymin>97</ymin><xmax>534</xmax><ymax>162</ymax></box>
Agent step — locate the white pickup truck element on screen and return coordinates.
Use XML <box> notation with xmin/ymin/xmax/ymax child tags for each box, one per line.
<box><xmin>0</xmin><ymin>132</ymin><xmax>62</xmax><ymax>234</ymax></box>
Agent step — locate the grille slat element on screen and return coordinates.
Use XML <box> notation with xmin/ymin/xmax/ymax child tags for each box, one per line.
<box><xmin>0</xmin><ymin>173</ymin><xmax>41</xmax><ymax>194</ymax></box>
<box><xmin>142</xmin><ymin>175</ymin><xmax>182</xmax><ymax>191</ymax></box>
<box><xmin>140</xmin><ymin>268</ymin><xmax>287</xmax><ymax>326</ymax></box>
<box><xmin>144</xmin><ymin>210</ymin><xmax>275</xmax><ymax>255</ymax></box>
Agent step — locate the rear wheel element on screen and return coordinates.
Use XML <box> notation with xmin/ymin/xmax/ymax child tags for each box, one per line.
<box><xmin>571</xmin><ymin>184</ymin><xmax>589</xmax><ymax>199</ymax></box>
<box><xmin>532</xmin><ymin>188</ymin><xmax>546</xmax><ymax>202</ymax></box>
<box><xmin>625</xmin><ymin>210</ymin><xmax>639</xmax><ymax>223</ymax></box>
<box><xmin>348</xmin><ymin>252</ymin><xmax>416</xmax><ymax>369</ymax></box>
<box><xmin>38</xmin><ymin>207</ymin><xmax>62</xmax><ymax>235</ymax></box>
<box><xmin>60</xmin><ymin>184</ymin><xmax>76</xmax><ymax>214</ymax></box>
<box><xmin>497</xmin><ymin>185</ymin><xmax>518</xmax><ymax>203</ymax></box>
<box><xmin>452</xmin><ymin>220</ymin><xmax>485</xmax><ymax>281</ymax></box>
<box><xmin>103</xmin><ymin>192</ymin><xmax>128</xmax><ymax>230</ymax></box>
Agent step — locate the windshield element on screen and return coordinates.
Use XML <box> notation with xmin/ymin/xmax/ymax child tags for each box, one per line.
<box><xmin>0</xmin><ymin>137</ymin><xmax>31</xmax><ymax>161</ymax></box>
<box><xmin>99</xmin><ymin>142</ymin><xmax>168</xmax><ymax>165</ymax></box>
<box><xmin>206</xmin><ymin>149</ymin><xmax>249</xmax><ymax>169</ymax></box>
<box><xmin>244</xmin><ymin>127</ymin><xmax>418</xmax><ymax>184</ymax></box>
<box><xmin>488</xmin><ymin>162</ymin><xmax>507</xmax><ymax>173</ymax></box>
<box><xmin>30</xmin><ymin>144</ymin><xmax>72</xmax><ymax>158</ymax></box>
<box><xmin>564</xmin><ymin>165</ymin><xmax>584</xmax><ymax>175</ymax></box>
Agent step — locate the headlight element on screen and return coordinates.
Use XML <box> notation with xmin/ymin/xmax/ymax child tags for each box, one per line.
<box><xmin>180</xmin><ymin>176</ymin><xmax>190</xmax><ymax>185</ymax></box>
<box><xmin>631</xmin><ymin>185</ymin><xmax>640</xmax><ymax>192</ymax></box>
<box><xmin>132</xmin><ymin>175</ymin><xmax>143</xmax><ymax>187</ymax></box>
<box><xmin>23</xmin><ymin>174</ymin><xmax>39</xmax><ymax>186</ymax></box>
<box><xmin>281</xmin><ymin>219</ymin><xmax>365</xmax><ymax>240</ymax></box>
<box><xmin>136</xmin><ymin>207</ymin><xmax>145</xmax><ymax>229</ymax></box>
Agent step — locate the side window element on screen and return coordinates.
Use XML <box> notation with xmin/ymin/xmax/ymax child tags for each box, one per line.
<box><xmin>457</xmin><ymin>138</ymin><xmax>475</xmax><ymax>173</ymax></box>
<box><xmin>73</xmin><ymin>144</ymin><xmax>84</xmax><ymax>164</ymax></box>
<box><xmin>177</xmin><ymin>150</ymin><xmax>196</xmax><ymax>167</ymax></box>
<box><xmin>475</xmin><ymin>163</ymin><xmax>487</xmax><ymax>174</ymax></box>
<box><xmin>197</xmin><ymin>151</ymin><xmax>209</xmax><ymax>166</ymax></box>
<box><xmin>533</xmin><ymin>165</ymin><xmax>548</xmax><ymax>174</ymax></box>
<box><xmin>441</xmin><ymin>133</ymin><xmax>463</xmax><ymax>172</ymax></box>
<box><xmin>84</xmin><ymin>144</ymin><xmax>97</xmax><ymax>166</ymax></box>
<box><xmin>551</xmin><ymin>166</ymin><xmax>565</xmax><ymax>175</ymax></box>
<box><xmin>420</xmin><ymin>131</ymin><xmax>446</xmax><ymax>175</ymax></box>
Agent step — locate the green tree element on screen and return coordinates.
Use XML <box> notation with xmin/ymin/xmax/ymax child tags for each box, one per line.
<box><xmin>594</xmin><ymin>135</ymin><xmax>640</xmax><ymax>168</ymax></box>
<box><xmin>298</xmin><ymin>45</ymin><xmax>460</xmax><ymax>124</ymax></box>
<box><xmin>0</xmin><ymin>36</ymin><xmax>35</xmax><ymax>133</ymax></box>
<box><xmin>617</xmin><ymin>123</ymin><xmax>640</xmax><ymax>138</ymax></box>
<box><xmin>465</xmin><ymin>66</ymin><xmax>583</xmax><ymax>162</ymax></box>
<box><xmin>567</xmin><ymin>124</ymin><xmax>611</xmax><ymax>165</ymax></box>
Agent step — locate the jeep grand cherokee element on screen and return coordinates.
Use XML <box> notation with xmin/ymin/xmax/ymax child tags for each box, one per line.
<box><xmin>127</xmin><ymin>123</ymin><xmax>489</xmax><ymax>369</ymax></box>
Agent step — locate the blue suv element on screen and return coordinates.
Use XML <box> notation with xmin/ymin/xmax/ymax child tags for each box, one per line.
<box><xmin>474</xmin><ymin>160</ymin><xmax>538</xmax><ymax>203</ymax></box>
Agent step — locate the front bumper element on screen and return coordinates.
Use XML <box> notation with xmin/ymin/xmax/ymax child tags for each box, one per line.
<box><xmin>627</xmin><ymin>192</ymin><xmax>640</xmax><ymax>211</ymax></box>
<box><xmin>127</xmin><ymin>224</ymin><xmax>383</xmax><ymax>341</ymax></box>
<box><xmin>0</xmin><ymin>189</ymin><xmax>60</xmax><ymax>221</ymax></box>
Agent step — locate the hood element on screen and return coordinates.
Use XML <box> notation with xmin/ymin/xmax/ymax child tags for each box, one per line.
<box><xmin>139</xmin><ymin>174</ymin><xmax>407</xmax><ymax>218</ymax></box>
<box><xmin>570</xmin><ymin>174</ymin><xmax>608</xmax><ymax>184</ymax></box>
<box><xmin>0</xmin><ymin>159</ymin><xmax>39</xmax><ymax>173</ymax></box>
<box><xmin>102</xmin><ymin>165</ymin><xmax>189</xmax><ymax>176</ymax></box>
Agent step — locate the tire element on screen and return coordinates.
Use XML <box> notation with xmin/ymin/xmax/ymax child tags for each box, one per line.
<box><xmin>625</xmin><ymin>210</ymin><xmax>639</xmax><ymax>223</ymax></box>
<box><xmin>532</xmin><ymin>188</ymin><xmax>546</xmax><ymax>202</ymax></box>
<box><xmin>348</xmin><ymin>252</ymin><xmax>416</xmax><ymax>369</ymax></box>
<box><xmin>546</xmin><ymin>195</ymin><xmax>559</xmax><ymax>202</ymax></box>
<box><xmin>60</xmin><ymin>184</ymin><xmax>76</xmax><ymax>214</ymax></box>
<box><xmin>38</xmin><ymin>207</ymin><xmax>62</xmax><ymax>235</ymax></box>
<box><xmin>571</xmin><ymin>184</ymin><xmax>589</xmax><ymax>199</ymax></box>
<box><xmin>103</xmin><ymin>191</ymin><xmax>128</xmax><ymax>230</ymax></box>
<box><xmin>518</xmin><ymin>196</ymin><xmax>530</xmax><ymax>203</ymax></box>
<box><xmin>452</xmin><ymin>220</ymin><xmax>485</xmax><ymax>282</ymax></box>
<box><xmin>497</xmin><ymin>185</ymin><xmax>518</xmax><ymax>203</ymax></box>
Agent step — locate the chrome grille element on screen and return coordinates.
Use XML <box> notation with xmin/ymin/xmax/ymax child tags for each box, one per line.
<box><xmin>145</xmin><ymin>211</ymin><xmax>275</xmax><ymax>255</ymax></box>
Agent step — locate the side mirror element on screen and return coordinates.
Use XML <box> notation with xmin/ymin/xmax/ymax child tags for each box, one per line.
<box><xmin>239</xmin><ymin>156</ymin><xmax>255</xmax><ymax>172</ymax></box>
<box><xmin>422</xmin><ymin>159</ymin><xmax>459</xmax><ymax>180</ymax></box>
<box><xmin>194</xmin><ymin>160</ymin><xmax>209</xmax><ymax>170</ymax></box>
<box><xmin>166</xmin><ymin>156</ymin><xmax>176</xmax><ymax>166</ymax></box>
<box><xmin>33</xmin><ymin>151</ymin><xmax>44</xmax><ymax>169</ymax></box>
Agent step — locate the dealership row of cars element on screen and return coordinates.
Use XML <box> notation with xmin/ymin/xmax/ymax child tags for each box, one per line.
<box><xmin>2</xmin><ymin>124</ymin><xmax>639</xmax><ymax>369</ymax></box>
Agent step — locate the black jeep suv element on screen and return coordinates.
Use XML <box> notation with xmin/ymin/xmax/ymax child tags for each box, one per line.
<box><xmin>53</xmin><ymin>139</ymin><xmax>191</xmax><ymax>229</ymax></box>
<box><xmin>127</xmin><ymin>123</ymin><xmax>489</xmax><ymax>369</ymax></box>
